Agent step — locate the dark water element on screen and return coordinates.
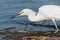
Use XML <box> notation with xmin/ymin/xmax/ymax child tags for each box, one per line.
<box><xmin>0</xmin><ymin>0</ymin><xmax>60</xmax><ymax>39</ymax></box>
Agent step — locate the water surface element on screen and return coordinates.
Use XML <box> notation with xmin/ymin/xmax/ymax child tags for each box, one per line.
<box><xmin>0</xmin><ymin>0</ymin><xmax>60</xmax><ymax>39</ymax></box>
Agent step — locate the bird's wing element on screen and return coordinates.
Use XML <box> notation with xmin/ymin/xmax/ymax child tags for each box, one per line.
<box><xmin>37</xmin><ymin>5</ymin><xmax>60</xmax><ymax>19</ymax></box>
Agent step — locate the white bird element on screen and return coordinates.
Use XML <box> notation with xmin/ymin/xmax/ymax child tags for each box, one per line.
<box><xmin>16</xmin><ymin>5</ymin><xmax>60</xmax><ymax>33</ymax></box>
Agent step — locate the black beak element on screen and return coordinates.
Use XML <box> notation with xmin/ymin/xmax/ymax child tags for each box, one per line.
<box><xmin>17</xmin><ymin>14</ymin><xmax>20</xmax><ymax>15</ymax></box>
<box><xmin>10</xmin><ymin>14</ymin><xmax>20</xmax><ymax>19</ymax></box>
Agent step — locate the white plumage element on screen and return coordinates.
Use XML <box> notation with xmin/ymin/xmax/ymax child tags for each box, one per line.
<box><xmin>17</xmin><ymin>5</ymin><xmax>60</xmax><ymax>33</ymax></box>
<box><xmin>38</xmin><ymin>5</ymin><xmax>60</xmax><ymax>19</ymax></box>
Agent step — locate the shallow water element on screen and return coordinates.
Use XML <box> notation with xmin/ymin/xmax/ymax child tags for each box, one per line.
<box><xmin>0</xmin><ymin>0</ymin><xmax>60</xmax><ymax>39</ymax></box>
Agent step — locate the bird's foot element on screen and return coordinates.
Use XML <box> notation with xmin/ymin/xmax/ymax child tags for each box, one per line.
<box><xmin>48</xmin><ymin>30</ymin><xmax>59</xmax><ymax>37</ymax></box>
<box><xmin>54</xmin><ymin>29</ymin><xmax>59</xmax><ymax>34</ymax></box>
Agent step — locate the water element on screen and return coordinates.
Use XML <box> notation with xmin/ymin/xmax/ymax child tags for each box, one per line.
<box><xmin>0</xmin><ymin>0</ymin><xmax>60</xmax><ymax>39</ymax></box>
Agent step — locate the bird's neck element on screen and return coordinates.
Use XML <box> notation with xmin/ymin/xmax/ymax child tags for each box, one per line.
<box><xmin>28</xmin><ymin>12</ymin><xmax>47</xmax><ymax>22</ymax></box>
<box><xmin>27</xmin><ymin>12</ymin><xmax>39</xmax><ymax>21</ymax></box>
<box><xmin>28</xmin><ymin>13</ymin><xmax>36</xmax><ymax>21</ymax></box>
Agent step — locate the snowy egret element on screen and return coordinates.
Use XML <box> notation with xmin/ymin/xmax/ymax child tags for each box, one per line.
<box><xmin>15</xmin><ymin>5</ymin><xmax>60</xmax><ymax>33</ymax></box>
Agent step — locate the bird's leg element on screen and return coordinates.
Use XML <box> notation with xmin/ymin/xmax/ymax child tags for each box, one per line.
<box><xmin>42</xmin><ymin>20</ymin><xmax>50</xmax><ymax>25</ymax></box>
<box><xmin>24</xmin><ymin>20</ymin><xmax>30</xmax><ymax>31</ymax></box>
<box><xmin>26</xmin><ymin>20</ymin><xmax>30</xmax><ymax>26</ymax></box>
<box><xmin>52</xmin><ymin>19</ymin><xmax>59</xmax><ymax>34</ymax></box>
<box><xmin>47</xmin><ymin>20</ymin><xmax>50</xmax><ymax>25</ymax></box>
<box><xmin>41</xmin><ymin>20</ymin><xmax>46</xmax><ymax>25</ymax></box>
<box><xmin>41</xmin><ymin>20</ymin><xmax>50</xmax><ymax>25</ymax></box>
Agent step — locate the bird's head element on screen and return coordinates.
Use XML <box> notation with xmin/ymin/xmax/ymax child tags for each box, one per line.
<box><xmin>18</xmin><ymin>10</ymin><xmax>25</xmax><ymax>16</ymax></box>
<box><xmin>10</xmin><ymin>9</ymin><xmax>35</xmax><ymax>19</ymax></box>
<box><xmin>18</xmin><ymin>9</ymin><xmax>33</xmax><ymax>16</ymax></box>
